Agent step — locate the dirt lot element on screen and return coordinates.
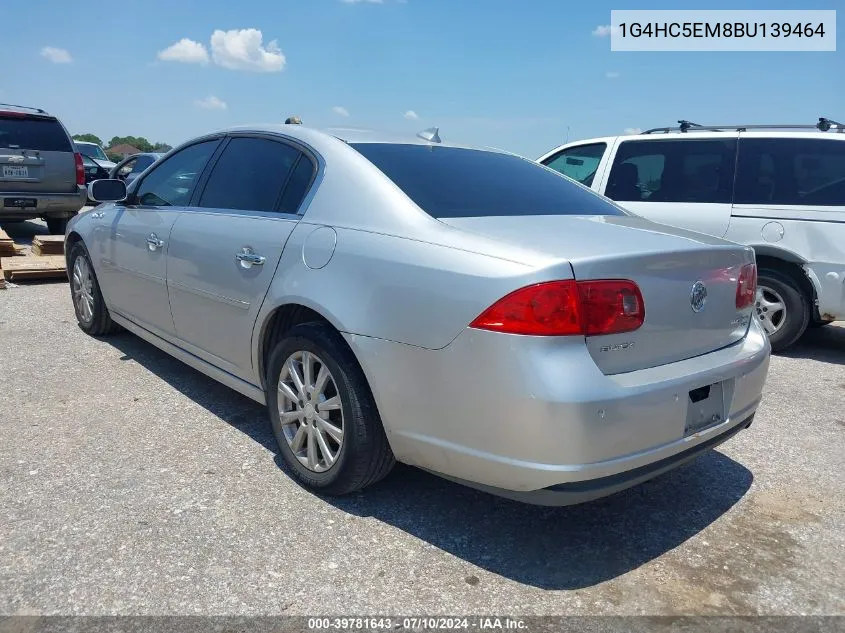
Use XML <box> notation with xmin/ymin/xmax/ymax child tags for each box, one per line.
<box><xmin>1</xmin><ymin>220</ymin><xmax>843</xmax><ymax>616</ymax></box>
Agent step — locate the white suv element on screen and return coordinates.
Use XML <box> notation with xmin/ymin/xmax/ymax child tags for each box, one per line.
<box><xmin>539</xmin><ymin>119</ymin><xmax>845</xmax><ymax>351</ymax></box>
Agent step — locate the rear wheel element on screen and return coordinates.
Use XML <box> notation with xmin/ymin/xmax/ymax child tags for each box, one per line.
<box><xmin>45</xmin><ymin>216</ymin><xmax>70</xmax><ymax>235</ymax></box>
<box><xmin>266</xmin><ymin>322</ymin><xmax>394</xmax><ymax>495</ymax></box>
<box><xmin>755</xmin><ymin>268</ymin><xmax>810</xmax><ymax>352</ymax></box>
<box><xmin>68</xmin><ymin>242</ymin><xmax>121</xmax><ymax>336</ymax></box>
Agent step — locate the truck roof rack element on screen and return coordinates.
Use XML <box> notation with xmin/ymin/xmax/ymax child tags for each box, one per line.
<box><xmin>0</xmin><ymin>102</ymin><xmax>48</xmax><ymax>114</ymax></box>
<box><xmin>643</xmin><ymin>118</ymin><xmax>844</xmax><ymax>134</ymax></box>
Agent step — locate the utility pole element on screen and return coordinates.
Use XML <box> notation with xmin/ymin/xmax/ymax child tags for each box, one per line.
<box><xmin>565</xmin><ymin>126</ymin><xmax>570</xmax><ymax>143</ymax></box>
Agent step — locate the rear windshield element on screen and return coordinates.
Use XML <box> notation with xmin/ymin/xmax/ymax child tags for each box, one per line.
<box><xmin>350</xmin><ymin>143</ymin><xmax>623</xmax><ymax>218</ymax></box>
<box><xmin>0</xmin><ymin>116</ymin><xmax>72</xmax><ymax>152</ymax></box>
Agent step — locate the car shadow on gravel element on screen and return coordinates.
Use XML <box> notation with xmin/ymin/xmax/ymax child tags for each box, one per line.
<box><xmin>781</xmin><ymin>324</ymin><xmax>845</xmax><ymax>365</ymax></box>
<box><xmin>324</xmin><ymin>453</ymin><xmax>752</xmax><ymax>590</ymax></box>
<box><xmin>104</xmin><ymin>331</ymin><xmax>754</xmax><ymax>591</ymax></box>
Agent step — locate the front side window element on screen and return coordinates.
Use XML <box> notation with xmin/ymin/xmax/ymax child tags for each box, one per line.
<box><xmin>735</xmin><ymin>138</ymin><xmax>845</xmax><ymax>206</ymax></box>
<box><xmin>542</xmin><ymin>143</ymin><xmax>606</xmax><ymax>187</ymax></box>
<box><xmin>198</xmin><ymin>137</ymin><xmax>301</xmax><ymax>212</ymax></box>
<box><xmin>131</xmin><ymin>155</ymin><xmax>154</xmax><ymax>175</ymax></box>
<box><xmin>606</xmin><ymin>139</ymin><xmax>737</xmax><ymax>204</ymax></box>
<box><xmin>117</xmin><ymin>158</ymin><xmax>137</xmax><ymax>178</ymax></box>
<box><xmin>350</xmin><ymin>143</ymin><xmax>622</xmax><ymax>218</ymax></box>
<box><xmin>136</xmin><ymin>140</ymin><xmax>220</xmax><ymax>207</ymax></box>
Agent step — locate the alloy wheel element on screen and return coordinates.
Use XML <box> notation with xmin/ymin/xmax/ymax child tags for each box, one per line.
<box><xmin>755</xmin><ymin>285</ymin><xmax>786</xmax><ymax>335</ymax></box>
<box><xmin>72</xmin><ymin>256</ymin><xmax>95</xmax><ymax>324</ymax></box>
<box><xmin>277</xmin><ymin>351</ymin><xmax>344</xmax><ymax>472</ymax></box>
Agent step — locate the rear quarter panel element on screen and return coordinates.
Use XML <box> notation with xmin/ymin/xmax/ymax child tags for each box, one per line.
<box><xmin>254</xmin><ymin>221</ymin><xmax>541</xmax><ymax>356</ymax></box>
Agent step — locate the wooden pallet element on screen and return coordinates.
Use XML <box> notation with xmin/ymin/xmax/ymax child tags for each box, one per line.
<box><xmin>31</xmin><ymin>235</ymin><xmax>65</xmax><ymax>256</ymax></box>
<box><xmin>0</xmin><ymin>229</ymin><xmax>22</xmax><ymax>257</ymax></box>
<box><xmin>0</xmin><ymin>255</ymin><xmax>67</xmax><ymax>282</ymax></box>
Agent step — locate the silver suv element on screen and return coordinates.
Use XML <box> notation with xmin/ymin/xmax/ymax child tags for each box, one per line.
<box><xmin>0</xmin><ymin>103</ymin><xmax>87</xmax><ymax>234</ymax></box>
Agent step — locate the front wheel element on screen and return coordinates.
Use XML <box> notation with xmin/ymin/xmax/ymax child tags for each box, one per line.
<box><xmin>266</xmin><ymin>322</ymin><xmax>394</xmax><ymax>495</ymax></box>
<box><xmin>755</xmin><ymin>268</ymin><xmax>810</xmax><ymax>352</ymax></box>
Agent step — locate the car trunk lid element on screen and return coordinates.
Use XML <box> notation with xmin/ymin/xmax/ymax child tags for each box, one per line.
<box><xmin>440</xmin><ymin>214</ymin><xmax>755</xmax><ymax>374</ymax></box>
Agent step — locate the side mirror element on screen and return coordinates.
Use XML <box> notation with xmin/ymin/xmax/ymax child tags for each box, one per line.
<box><xmin>88</xmin><ymin>178</ymin><xmax>127</xmax><ymax>203</ymax></box>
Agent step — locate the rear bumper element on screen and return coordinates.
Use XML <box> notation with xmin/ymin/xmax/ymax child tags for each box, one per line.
<box><xmin>348</xmin><ymin>318</ymin><xmax>771</xmax><ymax>500</ymax></box>
<box><xmin>447</xmin><ymin>413</ymin><xmax>753</xmax><ymax>506</ymax></box>
<box><xmin>0</xmin><ymin>187</ymin><xmax>87</xmax><ymax>218</ymax></box>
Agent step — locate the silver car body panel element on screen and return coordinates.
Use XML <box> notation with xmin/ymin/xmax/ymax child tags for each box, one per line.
<box><xmin>67</xmin><ymin>124</ymin><xmax>771</xmax><ymax>502</ymax></box>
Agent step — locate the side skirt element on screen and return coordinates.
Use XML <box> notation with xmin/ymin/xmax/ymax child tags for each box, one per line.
<box><xmin>110</xmin><ymin>312</ymin><xmax>267</xmax><ymax>406</ymax></box>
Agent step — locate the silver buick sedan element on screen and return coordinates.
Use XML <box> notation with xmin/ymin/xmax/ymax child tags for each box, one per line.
<box><xmin>67</xmin><ymin>123</ymin><xmax>770</xmax><ymax>505</ymax></box>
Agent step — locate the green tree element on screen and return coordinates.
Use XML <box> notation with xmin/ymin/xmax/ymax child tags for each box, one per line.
<box><xmin>152</xmin><ymin>142</ymin><xmax>173</xmax><ymax>153</ymax></box>
<box><xmin>108</xmin><ymin>136</ymin><xmax>154</xmax><ymax>152</ymax></box>
<box><xmin>72</xmin><ymin>133</ymin><xmax>104</xmax><ymax>146</ymax></box>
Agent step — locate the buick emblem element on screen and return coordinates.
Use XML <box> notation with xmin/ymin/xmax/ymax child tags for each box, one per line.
<box><xmin>8</xmin><ymin>155</ymin><xmax>24</xmax><ymax>163</ymax></box>
<box><xmin>690</xmin><ymin>281</ymin><xmax>707</xmax><ymax>313</ymax></box>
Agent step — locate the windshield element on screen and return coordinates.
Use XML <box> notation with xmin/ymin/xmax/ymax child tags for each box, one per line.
<box><xmin>350</xmin><ymin>143</ymin><xmax>623</xmax><ymax>219</ymax></box>
<box><xmin>75</xmin><ymin>142</ymin><xmax>108</xmax><ymax>161</ymax></box>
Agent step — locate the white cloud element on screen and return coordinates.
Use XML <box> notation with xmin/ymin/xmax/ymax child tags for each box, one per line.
<box><xmin>211</xmin><ymin>29</ymin><xmax>285</xmax><ymax>72</ymax></box>
<box><xmin>195</xmin><ymin>95</ymin><xmax>227</xmax><ymax>110</ymax></box>
<box><xmin>157</xmin><ymin>38</ymin><xmax>209</xmax><ymax>64</ymax></box>
<box><xmin>624</xmin><ymin>127</ymin><xmax>643</xmax><ymax>135</ymax></box>
<box><xmin>332</xmin><ymin>106</ymin><xmax>350</xmax><ymax>117</ymax></box>
<box><xmin>404</xmin><ymin>110</ymin><xmax>419</xmax><ymax>120</ymax></box>
<box><xmin>592</xmin><ymin>24</ymin><xmax>620</xmax><ymax>37</ymax></box>
<box><xmin>40</xmin><ymin>47</ymin><xmax>72</xmax><ymax>64</ymax></box>
<box><xmin>605</xmin><ymin>71</ymin><xmax>620</xmax><ymax>79</ymax></box>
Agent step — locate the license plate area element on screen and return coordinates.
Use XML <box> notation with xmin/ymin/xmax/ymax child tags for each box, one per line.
<box><xmin>4</xmin><ymin>197</ymin><xmax>37</xmax><ymax>208</ymax></box>
<box><xmin>685</xmin><ymin>381</ymin><xmax>726</xmax><ymax>435</ymax></box>
<box><xmin>2</xmin><ymin>165</ymin><xmax>29</xmax><ymax>178</ymax></box>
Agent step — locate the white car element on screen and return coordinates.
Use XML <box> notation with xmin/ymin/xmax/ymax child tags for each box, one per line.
<box><xmin>539</xmin><ymin>119</ymin><xmax>845</xmax><ymax>351</ymax></box>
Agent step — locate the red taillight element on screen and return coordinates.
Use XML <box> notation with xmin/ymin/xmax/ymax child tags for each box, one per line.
<box><xmin>470</xmin><ymin>279</ymin><xmax>645</xmax><ymax>337</ymax></box>
<box><xmin>74</xmin><ymin>152</ymin><xmax>85</xmax><ymax>186</ymax></box>
<box><xmin>736</xmin><ymin>263</ymin><xmax>757</xmax><ymax>309</ymax></box>
<box><xmin>469</xmin><ymin>281</ymin><xmax>583</xmax><ymax>336</ymax></box>
<box><xmin>578</xmin><ymin>280</ymin><xmax>645</xmax><ymax>336</ymax></box>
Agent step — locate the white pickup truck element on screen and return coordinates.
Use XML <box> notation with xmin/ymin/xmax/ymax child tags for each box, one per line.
<box><xmin>539</xmin><ymin>119</ymin><xmax>845</xmax><ymax>351</ymax></box>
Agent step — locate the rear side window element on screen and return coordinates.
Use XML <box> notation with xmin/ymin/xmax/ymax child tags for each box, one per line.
<box><xmin>735</xmin><ymin>138</ymin><xmax>845</xmax><ymax>206</ymax></box>
<box><xmin>199</xmin><ymin>137</ymin><xmax>300</xmax><ymax>212</ymax></box>
<box><xmin>278</xmin><ymin>155</ymin><xmax>316</xmax><ymax>214</ymax></box>
<box><xmin>606</xmin><ymin>139</ymin><xmax>737</xmax><ymax>204</ymax></box>
<box><xmin>542</xmin><ymin>143</ymin><xmax>606</xmax><ymax>187</ymax></box>
<box><xmin>137</xmin><ymin>140</ymin><xmax>220</xmax><ymax>207</ymax></box>
<box><xmin>350</xmin><ymin>143</ymin><xmax>621</xmax><ymax>218</ymax></box>
<box><xmin>0</xmin><ymin>116</ymin><xmax>72</xmax><ymax>152</ymax></box>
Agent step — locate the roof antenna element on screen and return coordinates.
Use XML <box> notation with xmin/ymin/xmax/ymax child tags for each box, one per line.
<box><xmin>417</xmin><ymin>127</ymin><xmax>441</xmax><ymax>143</ymax></box>
<box><xmin>285</xmin><ymin>116</ymin><xmax>302</xmax><ymax>125</ymax></box>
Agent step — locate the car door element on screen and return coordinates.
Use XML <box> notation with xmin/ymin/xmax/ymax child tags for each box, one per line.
<box><xmin>166</xmin><ymin>134</ymin><xmax>316</xmax><ymax>380</ymax></box>
<box><xmin>89</xmin><ymin>139</ymin><xmax>221</xmax><ymax>336</ymax></box>
<box><xmin>600</xmin><ymin>135</ymin><xmax>738</xmax><ymax>237</ymax></box>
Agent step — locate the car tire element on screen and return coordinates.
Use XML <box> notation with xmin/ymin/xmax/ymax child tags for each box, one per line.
<box><xmin>68</xmin><ymin>242</ymin><xmax>121</xmax><ymax>336</ymax></box>
<box><xmin>756</xmin><ymin>268</ymin><xmax>810</xmax><ymax>352</ymax></box>
<box><xmin>45</xmin><ymin>216</ymin><xmax>70</xmax><ymax>235</ymax></box>
<box><xmin>266</xmin><ymin>321</ymin><xmax>395</xmax><ymax>495</ymax></box>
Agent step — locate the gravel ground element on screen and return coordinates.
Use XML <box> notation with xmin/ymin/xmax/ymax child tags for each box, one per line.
<box><xmin>0</xmin><ymin>221</ymin><xmax>843</xmax><ymax>616</ymax></box>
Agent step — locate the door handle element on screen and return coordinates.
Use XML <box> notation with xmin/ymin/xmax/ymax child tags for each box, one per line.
<box><xmin>147</xmin><ymin>233</ymin><xmax>164</xmax><ymax>251</ymax></box>
<box><xmin>236</xmin><ymin>247</ymin><xmax>266</xmax><ymax>269</ymax></box>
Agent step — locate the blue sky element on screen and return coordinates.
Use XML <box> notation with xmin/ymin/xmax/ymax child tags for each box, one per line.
<box><xmin>1</xmin><ymin>0</ymin><xmax>841</xmax><ymax>158</ymax></box>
